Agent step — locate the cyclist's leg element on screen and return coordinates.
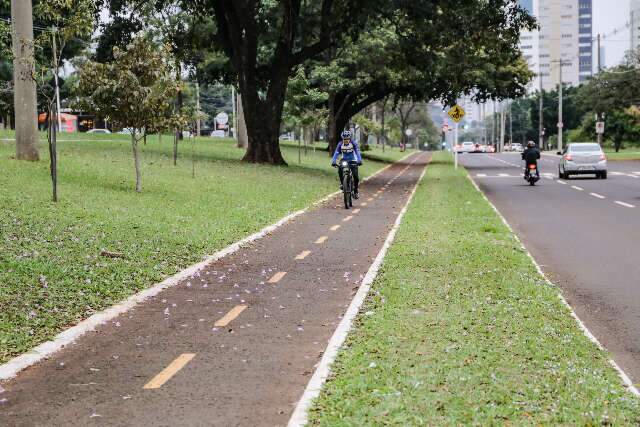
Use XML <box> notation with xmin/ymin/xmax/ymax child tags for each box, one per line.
<box><xmin>338</xmin><ymin>165</ymin><xmax>344</xmax><ymax>189</ymax></box>
<box><xmin>351</xmin><ymin>164</ymin><xmax>359</xmax><ymax>192</ymax></box>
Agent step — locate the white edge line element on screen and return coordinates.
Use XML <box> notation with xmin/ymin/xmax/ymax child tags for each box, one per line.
<box><xmin>466</xmin><ymin>173</ymin><xmax>640</xmax><ymax>398</ymax></box>
<box><xmin>0</xmin><ymin>153</ymin><xmax>417</xmax><ymax>382</ymax></box>
<box><xmin>615</xmin><ymin>201</ymin><xmax>635</xmax><ymax>208</ymax></box>
<box><xmin>287</xmin><ymin>155</ymin><xmax>428</xmax><ymax>427</ymax></box>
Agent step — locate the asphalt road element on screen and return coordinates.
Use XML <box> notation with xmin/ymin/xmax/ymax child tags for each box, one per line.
<box><xmin>461</xmin><ymin>152</ymin><xmax>640</xmax><ymax>385</ymax></box>
<box><xmin>0</xmin><ymin>153</ymin><xmax>429</xmax><ymax>427</ymax></box>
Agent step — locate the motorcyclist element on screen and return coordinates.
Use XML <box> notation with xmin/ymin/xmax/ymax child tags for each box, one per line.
<box><xmin>331</xmin><ymin>130</ymin><xmax>362</xmax><ymax>199</ymax></box>
<box><xmin>522</xmin><ymin>140</ymin><xmax>540</xmax><ymax>179</ymax></box>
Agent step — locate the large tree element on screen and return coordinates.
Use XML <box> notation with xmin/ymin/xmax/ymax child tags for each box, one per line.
<box><xmin>301</xmin><ymin>1</ymin><xmax>535</xmax><ymax>152</ymax></box>
<box><xmin>98</xmin><ymin>0</ymin><xmax>383</xmax><ymax>164</ymax></box>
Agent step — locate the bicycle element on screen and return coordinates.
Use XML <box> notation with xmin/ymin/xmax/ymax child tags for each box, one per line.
<box><xmin>335</xmin><ymin>160</ymin><xmax>357</xmax><ymax>209</ymax></box>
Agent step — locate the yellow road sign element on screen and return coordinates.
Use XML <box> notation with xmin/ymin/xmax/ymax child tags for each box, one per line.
<box><xmin>447</xmin><ymin>105</ymin><xmax>465</xmax><ymax>123</ymax></box>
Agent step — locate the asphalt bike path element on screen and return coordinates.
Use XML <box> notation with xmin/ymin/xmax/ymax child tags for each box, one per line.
<box><xmin>461</xmin><ymin>152</ymin><xmax>640</xmax><ymax>386</ymax></box>
<box><xmin>0</xmin><ymin>152</ymin><xmax>430</xmax><ymax>427</ymax></box>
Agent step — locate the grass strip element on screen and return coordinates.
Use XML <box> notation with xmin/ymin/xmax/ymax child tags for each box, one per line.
<box><xmin>0</xmin><ymin>131</ymin><xmax>402</xmax><ymax>363</ymax></box>
<box><xmin>310</xmin><ymin>151</ymin><xmax>640</xmax><ymax>425</ymax></box>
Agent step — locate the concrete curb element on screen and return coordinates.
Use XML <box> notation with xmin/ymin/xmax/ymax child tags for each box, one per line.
<box><xmin>0</xmin><ymin>153</ymin><xmax>414</xmax><ymax>381</ymax></box>
<box><xmin>287</xmin><ymin>154</ymin><xmax>428</xmax><ymax>427</ymax></box>
<box><xmin>465</xmin><ymin>172</ymin><xmax>640</xmax><ymax>398</ymax></box>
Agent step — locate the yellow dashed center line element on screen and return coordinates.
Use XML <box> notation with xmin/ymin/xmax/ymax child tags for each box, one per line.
<box><xmin>315</xmin><ymin>236</ymin><xmax>328</xmax><ymax>244</ymax></box>
<box><xmin>343</xmin><ymin>215</ymin><xmax>354</xmax><ymax>222</ymax></box>
<box><xmin>215</xmin><ymin>305</ymin><xmax>248</xmax><ymax>327</ymax></box>
<box><xmin>367</xmin><ymin>197</ymin><xmax>374</xmax><ymax>202</ymax></box>
<box><xmin>295</xmin><ymin>250</ymin><xmax>311</xmax><ymax>260</ymax></box>
<box><xmin>143</xmin><ymin>353</ymin><xmax>196</xmax><ymax>390</ymax></box>
<box><xmin>330</xmin><ymin>225</ymin><xmax>341</xmax><ymax>231</ymax></box>
<box><xmin>268</xmin><ymin>272</ymin><xmax>287</xmax><ymax>284</ymax></box>
<box><xmin>361</xmin><ymin>202</ymin><xmax>367</xmax><ymax>207</ymax></box>
<box><xmin>352</xmin><ymin>208</ymin><xmax>361</xmax><ymax>214</ymax></box>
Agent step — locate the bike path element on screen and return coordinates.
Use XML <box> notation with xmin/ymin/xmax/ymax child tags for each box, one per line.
<box><xmin>0</xmin><ymin>152</ymin><xmax>430</xmax><ymax>427</ymax></box>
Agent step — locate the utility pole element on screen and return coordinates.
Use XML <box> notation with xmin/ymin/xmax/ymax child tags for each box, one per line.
<box><xmin>509</xmin><ymin>100</ymin><xmax>512</xmax><ymax>147</ymax></box>
<box><xmin>539</xmin><ymin>76</ymin><xmax>544</xmax><ymax>150</ymax></box>
<box><xmin>195</xmin><ymin>81</ymin><xmax>201</xmax><ymax>137</ymax></box>
<box><xmin>597</xmin><ymin>33</ymin><xmax>601</xmax><ymax>73</ymax></box>
<box><xmin>557</xmin><ymin>60</ymin><xmax>564</xmax><ymax>154</ymax></box>
<box><xmin>11</xmin><ymin>0</ymin><xmax>39</xmax><ymax>160</ymax></box>
<box><xmin>499</xmin><ymin>101</ymin><xmax>506</xmax><ymax>152</ymax></box>
<box><xmin>492</xmin><ymin>100</ymin><xmax>497</xmax><ymax>152</ymax></box>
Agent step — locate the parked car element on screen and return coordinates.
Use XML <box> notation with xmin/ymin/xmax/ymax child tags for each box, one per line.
<box><xmin>559</xmin><ymin>143</ymin><xmax>607</xmax><ymax>179</ymax></box>
<box><xmin>511</xmin><ymin>143</ymin><xmax>523</xmax><ymax>152</ymax></box>
<box><xmin>87</xmin><ymin>128</ymin><xmax>111</xmax><ymax>134</ymax></box>
<box><xmin>210</xmin><ymin>130</ymin><xmax>226</xmax><ymax>138</ymax></box>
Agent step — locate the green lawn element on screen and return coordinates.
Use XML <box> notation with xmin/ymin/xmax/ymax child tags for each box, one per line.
<box><xmin>604</xmin><ymin>148</ymin><xmax>640</xmax><ymax>161</ymax></box>
<box><xmin>0</xmin><ymin>130</ymin><xmax>408</xmax><ymax>363</ymax></box>
<box><xmin>310</xmin><ymin>152</ymin><xmax>640</xmax><ymax>425</ymax></box>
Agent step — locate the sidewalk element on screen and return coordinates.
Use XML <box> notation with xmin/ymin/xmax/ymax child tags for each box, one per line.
<box><xmin>0</xmin><ymin>153</ymin><xmax>429</xmax><ymax>426</ymax></box>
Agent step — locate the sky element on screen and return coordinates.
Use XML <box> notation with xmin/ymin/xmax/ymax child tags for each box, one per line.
<box><xmin>593</xmin><ymin>0</ymin><xmax>632</xmax><ymax>68</ymax></box>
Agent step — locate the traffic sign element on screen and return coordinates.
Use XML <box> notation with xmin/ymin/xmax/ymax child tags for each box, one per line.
<box><xmin>447</xmin><ymin>105</ymin><xmax>465</xmax><ymax>123</ymax></box>
<box><xmin>596</xmin><ymin>121</ymin><xmax>605</xmax><ymax>134</ymax></box>
<box><xmin>216</xmin><ymin>112</ymin><xmax>229</xmax><ymax>125</ymax></box>
<box><xmin>558</xmin><ymin>122</ymin><xmax>564</xmax><ymax>128</ymax></box>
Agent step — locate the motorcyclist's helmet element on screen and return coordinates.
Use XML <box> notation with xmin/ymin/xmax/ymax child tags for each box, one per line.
<box><xmin>527</xmin><ymin>141</ymin><xmax>535</xmax><ymax>147</ymax></box>
<box><xmin>341</xmin><ymin>130</ymin><xmax>352</xmax><ymax>140</ymax></box>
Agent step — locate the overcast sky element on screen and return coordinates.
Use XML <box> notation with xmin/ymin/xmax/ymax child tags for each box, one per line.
<box><xmin>593</xmin><ymin>0</ymin><xmax>632</xmax><ymax>68</ymax></box>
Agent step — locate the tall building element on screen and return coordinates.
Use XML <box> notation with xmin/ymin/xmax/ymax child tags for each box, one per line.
<box><xmin>631</xmin><ymin>0</ymin><xmax>640</xmax><ymax>52</ymax></box>
<box><xmin>519</xmin><ymin>0</ymin><xmax>592</xmax><ymax>92</ymax></box>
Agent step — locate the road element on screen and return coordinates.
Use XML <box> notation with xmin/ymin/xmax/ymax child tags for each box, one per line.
<box><xmin>461</xmin><ymin>151</ymin><xmax>640</xmax><ymax>385</ymax></box>
<box><xmin>0</xmin><ymin>153</ymin><xmax>429</xmax><ymax>427</ymax></box>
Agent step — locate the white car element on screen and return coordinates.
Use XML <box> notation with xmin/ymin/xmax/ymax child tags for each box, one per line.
<box><xmin>210</xmin><ymin>130</ymin><xmax>226</xmax><ymax>138</ymax></box>
<box><xmin>559</xmin><ymin>143</ymin><xmax>607</xmax><ymax>179</ymax></box>
<box><xmin>511</xmin><ymin>143</ymin><xmax>523</xmax><ymax>152</ymax></box>
<box><xmin>87</xmin><ymin>128</ymin><xmax>111</xmax><ymax>134</ymax></box>
<box><xmin>457</xmin><ymin>141</ymin><xmax>475</xmax><ymax>153</ymax></box>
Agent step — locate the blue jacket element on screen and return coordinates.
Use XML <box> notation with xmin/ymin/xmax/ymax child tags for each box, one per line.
<box><xmin>331</xmin><ymin>140</ymin><xmax>362</xmax><ymax>164</ymax></box>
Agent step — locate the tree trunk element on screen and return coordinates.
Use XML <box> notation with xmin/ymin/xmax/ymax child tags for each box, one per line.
<box><xmin>11</xmin><ymin>0</ymin><xmax>39</xmax><ymax>161</ymax></box>
<box><xmin>240</xmin><ymin>91</ymin><xmax>287</xmax><ymax>165</ymax></box>
<box><xmin>173</xmin><ymin>131</ymin><xmax>178</xmax><ymax>165</ymax></box>
<box><xmin>614</xmin><ymin>138</ymin><xmax>621</xmax><ymax>152</ymax></box>
<box><xmin>237</xmin><ymin>93</ymin><xmax>248</xmax><ymax>149</ymax></box>
<box><xmin>131</xmin><ymin>134</ymin><xmax>142</xmax><ymax>192</ymax></box>
<box><xmin>47</xmin><ymin>104</ymin><xmax>58</xmax><ymax>202</ymax></box>
<box><xmin>328</xmin><ymin>99</ymin><xmax>351</xmax><ymax>155</ymax></box>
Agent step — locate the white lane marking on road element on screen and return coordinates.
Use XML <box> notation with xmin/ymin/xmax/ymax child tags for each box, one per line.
<box><xmin>352</xmin><ymin>208</ymin><xmax>361</xmax><ymax>214</ymax></box>
<box><xmin>343</xmin><ymin>215</ymin><xmax>354</xmax><ymax>222</ymax></box>
<box><xmin>465</xmin><ymin>173</ymin><xmax>640</xmax><ymax>399</ymax></box>
<box><xmin>571</xmin><ymin>186</ymin><xmax>584</xmax><ymax>191</ymax></box>
<box><xmin>557</xmin><ymin>180</ymin><xmax>567</xmax><ymax>185</ymax></box>
<box><xmin>329</xmin><ymin>225</ymin><xmax>341</xmax><ymax>231</ymax></box>
<box><xmin>633</xmin><ymin>171</ymin><xmax>640</xmax><ymax>175</ymax></box>
<box><xmin>615</xmin><ymin>201</ymin><xmax>636</xmax><ymax>208</ymax></box>
<box><xmin>499</xmin><ymin>173</ymin><xmax>510</xmax><ymax>177</ymax></box>
<box><xmin>477</xmin><ymin>174</ymin><xmax>487</xmax><ymax>177</ymax></box>
<box><xmin>611</xmin><ymin>172</ymin><xmax>625</xmax><ymax>176</ymax></box>
<box><xmin>590</xmin><ymin>193</ymin><xmax>606</xmax><ymax>199</ymax></box>
<box><xmin>288</xmin><ymin>156</ymin><xmax>429</xmax><ymax>427</ymax></box>
<box><xmin>143</xmin><ymin>353</ymin><xmax>196</xmax><ymax>390</ymax></box>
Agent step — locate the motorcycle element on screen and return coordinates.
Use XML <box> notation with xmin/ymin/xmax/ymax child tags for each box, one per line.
<box><xmin>525</xmin><ymin>163</ymin><xmax>540</xmax><ymax>186</ymax></box>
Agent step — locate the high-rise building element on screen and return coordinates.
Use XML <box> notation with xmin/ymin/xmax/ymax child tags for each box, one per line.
<box><xmin>519</xmin><ymin>0</ymin><xmax>592</xmax><ymax>92</ymax></box>
<box><xmin>631</xmin><ymin>0</ymin><xmax>640</xmax><ymax>52</ymax></box>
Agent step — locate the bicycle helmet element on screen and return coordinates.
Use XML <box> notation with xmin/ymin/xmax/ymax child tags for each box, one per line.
<box><xmin>527</xmin><ymin>141</ymin><xmax>535</xmax><ymax>148</ymax></box>
<box><xmin>341</xmin><ymin>130</ymin><xmax>352</xmax><ymax>140</ymax></box>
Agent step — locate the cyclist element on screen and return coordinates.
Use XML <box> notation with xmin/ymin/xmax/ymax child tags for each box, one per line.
<box><xmin>331</xmin><ymin>130</ymin><xmax>363</xmax><ymax>199</ymax></box>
